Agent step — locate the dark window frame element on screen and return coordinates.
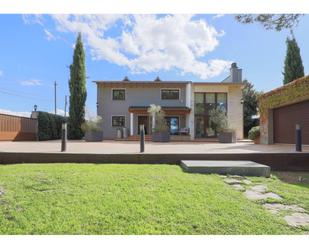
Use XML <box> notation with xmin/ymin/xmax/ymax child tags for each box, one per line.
<box><xmin>112</xmin><ymin>115</ymin><xmax>125</xmax><ymax>127</ymax></box>
<box><xmin>161</xmin><ymin>89</ymin><xmax>180</xmax><ymax>100</ymax></box>
<box><xmin>112</xmin><ymin>89</ymin><xmax>126</xmax><ymax>101</ymax></box>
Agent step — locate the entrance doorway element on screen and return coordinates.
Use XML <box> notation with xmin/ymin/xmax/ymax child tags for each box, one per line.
<box><xmin>138</xmin><ymin>116</ymin><xmax>150</xmax><ymax>135</ymax></box>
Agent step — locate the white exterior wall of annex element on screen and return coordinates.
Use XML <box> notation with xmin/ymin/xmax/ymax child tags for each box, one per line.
<box><xmin>193</xmin><ymin>84</ymin><xmax>244</xmax><ymax>140</ymax></box>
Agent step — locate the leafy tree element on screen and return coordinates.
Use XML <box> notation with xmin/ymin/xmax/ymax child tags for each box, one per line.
<box><xmin>68</xmin><ymin>33</ymin><xmax>87</xmax><ymax>139</ymax></box>
<box><xmin>242</xmin><ymin>80</ymin><xmax>261</xmax><ymax>137</ymax></box>
<box><xmin>235</xmin><ymin>14</ymin><xmax>302</xmax><ymax>31</ymax></box>
<box><xmin>283</xmin><ymin>36</ymin><xmax>304</xmax><ymax>84</ymax></box>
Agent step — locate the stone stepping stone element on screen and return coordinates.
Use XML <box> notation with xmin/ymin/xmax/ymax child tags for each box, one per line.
<box><xmin>232</xmin><ymin>184</ymin><xmax>245</xmax><ymax>191</ymax></box>
<box><xmin>224</xmin><ymin>178</ymin><xmax>242</xmax><ymax>185</ymax></box>
<box><xmin>263</xmin><ymin>203</ymin><xmax>306</xmax><ymax>214</ymax></box>
<box><xmin>228</xmin><ymin>175</ymin><xmax>244</xmax><ymax>179</ymax></box>
<box><xmin>250</xmin><ymin>185</ymin><xmax>267</xmax><ymax>193</ymax></box>
<box><xmin>242</xmin><ymin>179</ymin><xmax>252</xmax><ymax>185</ymax></box>
<box><xmin>244</xmin><ymin>190</ymin><xmax>282</xmax><ymax>201</ymax></box>
<box><xmin>284</xmin><ymin>213</ymin><xmax>309</xmax><ymax>227</ymax></box>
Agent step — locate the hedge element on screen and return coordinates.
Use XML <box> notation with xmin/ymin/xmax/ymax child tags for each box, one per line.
<box><xmin>37</xmin><ymin>111</ymin><xmax>67</xmax><ymax>141</ymax></box>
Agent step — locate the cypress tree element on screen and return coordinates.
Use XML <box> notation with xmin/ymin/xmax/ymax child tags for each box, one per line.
<box><xmin>68</xmin><ymin>33</ymin><xmax>87</xmax><ymax>139</ymax></box>
<box><xmin>283</xmin><ymin>35</ymin><xmax>304</xmax><ymax>84</ymax></box>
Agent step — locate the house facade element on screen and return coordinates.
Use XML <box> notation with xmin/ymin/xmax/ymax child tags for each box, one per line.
<box><xmin>95</xmin><ymin>63</ymin><xmax>244</xmax><ymax>140</ymax></box>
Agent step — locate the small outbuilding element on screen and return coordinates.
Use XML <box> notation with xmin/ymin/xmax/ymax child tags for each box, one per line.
<box><xmin>259</xmin><ymin>76</ymin><xmax>309</xmax><ymax>145</ymax></box>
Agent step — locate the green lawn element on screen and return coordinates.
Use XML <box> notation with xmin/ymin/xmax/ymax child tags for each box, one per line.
<box><xmin>0</xmin><ymin>163</ymin><xmax>308</xmax><ymax>235</ymax></box>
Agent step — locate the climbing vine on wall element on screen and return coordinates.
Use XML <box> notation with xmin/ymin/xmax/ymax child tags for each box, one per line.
<box><xmin>258</xmin><ymin>75</ymin><xmax>309</xmax><ymax>119</ymax></box>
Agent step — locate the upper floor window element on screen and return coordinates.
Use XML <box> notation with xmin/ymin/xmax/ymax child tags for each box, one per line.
<box><xmin>161</xmin><ymin>89</ymin><xmax>180</xmax><ymax>100</ymax></box>
<box><xmin>112</xmin><ymin>89</ymin><xmax>125</xmax><ymax>100</ymax></box>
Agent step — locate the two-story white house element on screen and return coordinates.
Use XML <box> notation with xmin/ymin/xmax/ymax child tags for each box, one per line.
<box><xmin>94</xmin><ymin>63</ymin><xmax>244</xmax><ymax>140</ymax></box>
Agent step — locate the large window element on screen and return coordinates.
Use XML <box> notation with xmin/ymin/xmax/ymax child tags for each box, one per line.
<box><xmin>194</xmin><ymin>92</ymin><xmax>227</xmax><ymax>138</ymax></box>
<box><xmin>112</xmin><ymin>116</ymin><xmax>125</xmax><ymax>127</ymax></box>
<box><xmin>165</xmin><ymin>117</ymin><xmax>180</xmax><ymax>135</ymax></box>
<box><xmin>112</xmin><ymin>89</ymin><xmax>125</xmax><ymax>100</ymax></box>
<box><xmin>161</xmin><ymin>89</ymin><xmax>180</xmax><ymax>100</ymax></box>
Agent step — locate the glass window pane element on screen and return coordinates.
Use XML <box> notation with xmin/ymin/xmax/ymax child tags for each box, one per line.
<box><xmin>113</xmin><ymin>89</ymin><xmax>125</xmax><ymax>100</ymax></box>
<box><xmin>206</xmin><ymin>118</ymin><xmax>215</xmax><ymax>137</ymax></box>
<box><xmin>194</xmin><ymin>93</ymin><xmax>204</xmax><ymax>103</ymax></box>
<box><xmin>161</xmin><ymin>89</ymin><xmax>179</xmax><ymax>100</ymax></box>
<box><xmin>217</xmin><ymin>93</ymin><xmax>227</xmax><ymax>113</ymax></box>
<box><xmin>217</xmin><ymin>93</ymin><xmax>227</xmax><ymax>104</ymax></box>
<box><xmin>194</xmin><ymin>103</ymin><xmax>205</xmax><ymax>115</ymax></box>
<box><xmin>206</xmin><ymin>102</ymin><xmax>216</xmax><ymax>115</ymax></box>
<box><xmin>206</xmin><ymin>93</ymin><xmax>215</xmax><ymax>103</ymax></box>
<box><xmin>195</xmin><ymin>116</ymin><xmax>205</xmax><ymax>138</ymax></box>
<box><xmin>112</xmin><ymin>116</ymin><xmax>125</xmax><ymax>127</ymax></box>
<box><xmin>165</xmin><ymin>117</ymin><xmax>179</xmax><ymax>135</ymax></box>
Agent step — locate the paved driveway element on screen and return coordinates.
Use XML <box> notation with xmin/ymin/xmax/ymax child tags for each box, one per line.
<box><xmin>0</xmin><ymin>140</ymin><xmax>308</xmax><ymax>154</ymax></box>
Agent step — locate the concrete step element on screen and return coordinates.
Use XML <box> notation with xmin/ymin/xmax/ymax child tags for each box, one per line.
<box><xmin>180</xmin><ymin>160</ymin><xmax>271</xmax><ymax>177</ymax></box>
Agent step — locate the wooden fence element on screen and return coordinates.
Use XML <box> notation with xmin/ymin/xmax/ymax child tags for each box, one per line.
<box><xmin>0</xmin><ymin>113</ymin><xmax>37</xmax><ymax>141</ymax></box>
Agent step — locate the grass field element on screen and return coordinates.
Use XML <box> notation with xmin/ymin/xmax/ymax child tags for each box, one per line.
<box><xmin>0</xmin><ymin>163</ymin><xmax>308</xmax><ymax>235</ymax></box>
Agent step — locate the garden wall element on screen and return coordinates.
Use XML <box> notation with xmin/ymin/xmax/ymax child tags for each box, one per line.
<box><xmin>0</xmin><ymin>113</ymin><xmax>37</xmax><ymax>141</ymax></box>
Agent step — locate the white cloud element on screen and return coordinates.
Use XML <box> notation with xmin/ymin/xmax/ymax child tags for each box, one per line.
<box><xmin>213</xmin><ymin>14</ymin><xmax>225</xmax><ymax>19</ymax></box>
<box><xmin>0</xmin><ymin>70</ymin><xmax>3</xmax><ymax>77</ymax></box>
<box><xmin>0</xmin><ymin>109</ymin><xmax>31</xmax><ymax>118</ymax></box>
<box><xmin>26</xmin><ymin>14</ymin><xmax>231</xmax><ymax>80</ymax></box>
<box><xmin>20</xmin><ymin>79</ymin><xmax>42</xmax><ymax>86</ymax></box>
<box><xmin>44</xmin><ymin>29</ymin><xmax>57</xmax><ymax>41</ymax></box>
<box><xmin>22</xmin><ymin>14</ymin><xmax>44</xmax><ymax>25</ymax></box>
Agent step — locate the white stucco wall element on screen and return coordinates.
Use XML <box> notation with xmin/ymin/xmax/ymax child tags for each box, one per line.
<box><xmin>227</xmin><ymin>86</ymin><xmax>244</xmax><ymax>139</ymax></box>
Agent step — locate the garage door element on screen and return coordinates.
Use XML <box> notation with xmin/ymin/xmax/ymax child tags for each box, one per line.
<box><xmin>273</xmin><ymin>100</ymin><xmax>309</xmax><ymax>144</ymax></box>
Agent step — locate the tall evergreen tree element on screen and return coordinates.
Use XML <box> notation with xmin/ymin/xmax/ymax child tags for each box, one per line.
<box><xmin>68</xmin><ymin>33</ymin><xmax>87</xmax><ymax>139</ymax></box>
<box><xmin>283</xmin><ymin>35</ymin><xmax>304</xmax><ymax>84</ymax></box>
<box><xmin>242</xmin><ymin>80</ymin><xmax>261</xmax><ymax>137</ymax></box>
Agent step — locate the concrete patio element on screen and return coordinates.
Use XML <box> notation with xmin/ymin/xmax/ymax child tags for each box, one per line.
<box><xmin>0</xmin><ymin>140</ymin><xmax>308</xmax><ymax>154</ymax></box>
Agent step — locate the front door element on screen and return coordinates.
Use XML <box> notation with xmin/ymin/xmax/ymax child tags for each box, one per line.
<box><xmin>138</xmin><ymin>116</ymin><xmax>149</xmax><ymax>135</ymax></box>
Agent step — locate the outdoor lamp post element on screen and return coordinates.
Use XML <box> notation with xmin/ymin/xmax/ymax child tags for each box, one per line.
<box><xmin>61</xmin><ymin>121</ymin><xmax>67</xmax><ymax>152</ymax></box>
<box><xmin>33</xmin><ymin>104</ymin><xmax>37</xmax><ymax>111</ymax></box>
<box><xmin>140</xmin><ymin>124</ymin><xmax>145</xmax><ymax>153</ymax></box>
<box><xmin>296</xmin><ymin>124</ymin><xmax>302</xmax><ymax>152</ymax></box>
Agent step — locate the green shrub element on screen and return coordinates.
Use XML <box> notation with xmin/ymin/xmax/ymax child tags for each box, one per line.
<box><xmin>248</xmin><ymin>126</ymin><xmax>260</xmax><ymax>140</ymax></box>
<box><xmin>37</xmin><ymin>112</ymin><xmax>67</xmax><ymax>140</ymax></box>
<box><xmin>147</xmin><ymin>105</ymin><xmax>169</xmax><ymax>133</ymax></box>
<box><xmin>81</xmin><ymin>116</ymin><xmax>103</xmax><ymax>132</ymax></box>
<box><xmin>209</xmin><ymin>108</ymin><xmax>228</xmax><ymax>133</ymax></box>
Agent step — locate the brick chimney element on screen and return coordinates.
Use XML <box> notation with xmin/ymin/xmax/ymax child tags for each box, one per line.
<box><xmin>230</xmin><ymin>62</ymin><xmax>242</xmax><ymax>82</ymax></box>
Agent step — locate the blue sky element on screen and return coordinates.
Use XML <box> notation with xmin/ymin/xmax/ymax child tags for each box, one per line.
<box><xmin>0</xmin><ymin>14</ymin><xmax>309</xmax><ymax>117</ymax></box>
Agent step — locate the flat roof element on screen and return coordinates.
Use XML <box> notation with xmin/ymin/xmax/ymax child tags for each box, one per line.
<box><xmin>93</xmin><ymin>80</ymin><xmax>190</xmax><ymax>84</ymax></box>
<box><xmin>93</xmin><ymin>80</ymin><xmax>244</xmax><ymax>86</ymax></box>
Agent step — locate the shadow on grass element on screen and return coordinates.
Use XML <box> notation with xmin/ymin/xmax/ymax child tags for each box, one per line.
<box><xmin>272</xmin><ymin>171</ymin><xmax>309</xmax><ymax>189</ymax></box>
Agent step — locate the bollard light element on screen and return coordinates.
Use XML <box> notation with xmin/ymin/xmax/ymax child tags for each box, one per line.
<box><xmin>140</xmin><ymin>124</ymin><xmax>145</xmax><ymax>153</ymax></box>
<box><xmin>61</xmin><ymin>122</ymin><xmax>67</xmax><ymax>152</ymax></box>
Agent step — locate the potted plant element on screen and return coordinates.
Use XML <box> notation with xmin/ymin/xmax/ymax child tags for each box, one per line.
<box><xmin>209</xmin><ymin>108</ymin><xmax>236</xmax><ymax>143</ymax></box>
<box><xmin>148</xmin><ymin>104</ymin><xmax>170</xmax><ymax>142</ymax></box>
<box><xmin>248</xmin><ymin>126</ymin><xmax>260</xmax><ymax>144</ymax></box>
<box><xmin>81</xmin><ymin>116</ymin><xmax>103</xmax><ymax>142</ymax></box>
